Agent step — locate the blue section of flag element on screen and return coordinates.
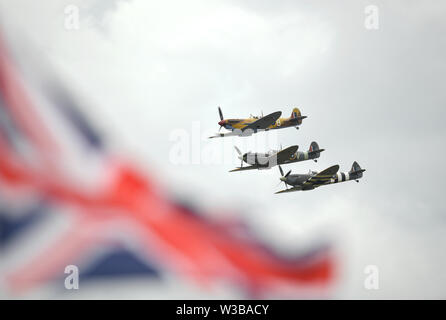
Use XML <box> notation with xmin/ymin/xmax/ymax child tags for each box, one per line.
<box><xmin>0</xmin><ymin>202</ymin><xmax>47</xmax><ymax>247</ymax></box>
<box><xmin>79</xmin><ymin>248</ymin><xmax>160</xmax><ymax>279</ymax></box>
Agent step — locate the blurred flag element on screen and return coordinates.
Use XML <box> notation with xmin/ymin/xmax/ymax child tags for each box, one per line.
<box><xmin>0</xmin><ymin>28</ymin><xmax>335</xmax><ymax>298</ymax></box>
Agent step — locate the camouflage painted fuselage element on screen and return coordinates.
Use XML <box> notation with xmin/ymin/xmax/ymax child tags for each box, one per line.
<box><xmin>243</xmin><ymin>149</ymin><xmax>321</xmax><ymax>168</ymax></box>
<box><xmin>219</xmin><ymin>107</ymin><xmax>304</xmax><ymax>132</ymax></box>
<box><xmin>284</xmin><ymin>164</ymin><xmax>365</xmax><ymax>191</ymax></box>
<box><xmin>221</xmin><ymin>115</ymin><xmax>303</xmax><ymax>131</ymax></box>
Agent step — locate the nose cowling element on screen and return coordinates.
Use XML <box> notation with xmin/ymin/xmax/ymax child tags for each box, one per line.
<box><xmin>218</xmin><ymin>120</ymin><xmax>225</xmax><ymax>126</ymax></box>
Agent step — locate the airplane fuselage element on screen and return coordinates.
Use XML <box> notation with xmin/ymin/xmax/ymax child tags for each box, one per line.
<box><xmin>243</xmin><ymin>152</ymin><xmax>274</xmax><ymax>167</ymax></box>
<box><xmin>211</xmin><ymin>107</ymin><xmax>306</xmax><ymax>139</ymax></box>
<box><xmin>285</xmin><ymin>173</ymin><xmax>313</xmax><ymax>187</ymax></box>
<box><xmin>221</xmin><ymin>116</ymin><xmax>302</xmax><ymax>131</ymax></box>
<box><xmin>242</xmin><ymin>150</ymin><xmax>321</xmax><ymax>169</ymax></box>
<box><xmin>284</xmin><ymin>170</ymin><xmax>364</xmax><ymax>191</ymax></box>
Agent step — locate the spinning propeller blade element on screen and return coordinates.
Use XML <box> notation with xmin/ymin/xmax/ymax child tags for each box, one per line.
<box><xmin>278</xmin><ymin>166</ymin><xmax>291</xmax><ymax>189</ymax></box>
<box><xmin>218</xmin><ymin>106</ymin><xmax>224</xmax><ymax>131</ymax></box>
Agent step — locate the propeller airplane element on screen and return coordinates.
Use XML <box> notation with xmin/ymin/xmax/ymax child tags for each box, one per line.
<box><xmin>230</xmin><ymin>141</ymin><xmax>324</xmax><ymax>172</ymax></box>
<box><xmin>275</xmin><ymin>161</ymin><xmax>366</xmax><ymax>193</ymax></box>
<box><xmin>209</xmin><ymin>106</ymin><xmax>307</xmax><ymax>138</ymax></box>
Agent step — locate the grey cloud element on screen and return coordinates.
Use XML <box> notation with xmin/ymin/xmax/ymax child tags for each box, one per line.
<box><xmin>1</xmin><ymin>0</ymin><xmax>445</xmax><ymax>298</ymax></box>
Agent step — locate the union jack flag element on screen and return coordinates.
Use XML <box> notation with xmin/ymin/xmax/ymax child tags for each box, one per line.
<box><xmin>0</xmin><ymin>28</ymin><xmax>335</xmax><ymax>299</ymax></box>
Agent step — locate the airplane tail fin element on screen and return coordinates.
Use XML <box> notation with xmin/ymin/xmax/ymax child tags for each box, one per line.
<box><xmin>349</xmin><ymin>161</ymin><xmax>365</xmax><ymax>178</ymax></box>
<box><xmin>309</xmin><ymin>141</ymin><xmax>319</xmax><ymax>153</ymax></box>
<box><xmin>290</xmin><ymin>108</ymin><xmax>301</xmax><ymax>119</ymax></box>
<box><xmin>290</xmin><ymin>107</ymin><xmax>306</xmax><ymax>125</ymax></box>
<box><xmin>308</xmin><ymin>141</ymin><xmax>325</xmax><ymax>159</ymax></box>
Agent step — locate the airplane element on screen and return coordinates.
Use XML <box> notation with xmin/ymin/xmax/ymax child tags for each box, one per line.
<box><xmin>230</xmin><ymin>141</ymin><xmax>325</xmax><ymax>172</ymax></box>
<box><xmin>275</xmin><ymin>161</ymin><xmax>365</xmax><ymax>193</ymax></box>
<box><xmin>209</xmin><ymin>106</ymin><xmax>307</xmax><ymax>138</ymax></box>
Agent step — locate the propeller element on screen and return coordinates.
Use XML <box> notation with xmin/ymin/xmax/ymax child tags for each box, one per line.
<box><xmin>218</xmin><ymin>106</ymin><xmax>224</xmax><ymax>131</ymax></box>
<box><xmin>234</xmin><ymin>146</ymin><xmax>242</xmax><ymax>157</ymax></box>
<box><xmin>278</xmin><ymin>166</ymin><xmax>292</xmax><ymax>189</ymax></box>
<box><xmin>234</xmin><ymin>146</ymin><xmax>245</xmax><ymax>167</ymax></box>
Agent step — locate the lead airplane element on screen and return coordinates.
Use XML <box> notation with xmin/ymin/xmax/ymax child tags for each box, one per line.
<box><xmin>275</xmin><ymin>161</ymin><xmax>365</xmax><ymax>193</ymax></box>
<box><xmin>230</xmin><ymin>141</ymin><xmax>325</xmax><ymax>172</ymax></box>
<box><xmin>209</xmin><ymin>106</ymin><xmax>307</xmax><ymax>138</ymax></box>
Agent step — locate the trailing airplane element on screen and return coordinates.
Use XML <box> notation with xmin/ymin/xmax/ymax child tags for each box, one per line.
<box><xmin>209</xmin><ymin>106</ymin><xmax>307</xmax><ymax>138</ymax></box>
<box><xmin>275</xmin><ymin>161</ymin><xmax>365</xmax><ymax>193</ymax></box>
<box><xmin>230</xmin><ymin>142</ymin><xmax>325</xmax><ymax>172</ymax></box>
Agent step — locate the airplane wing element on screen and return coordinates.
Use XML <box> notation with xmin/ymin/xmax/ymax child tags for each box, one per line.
<box><xmin>209</xmin><ymin>131</ymin><xmax>240</xmax><ymax>139</ymax></box>
<box><xmin>271</xmin><ymin>145</ymin><xmax>299</xmax><ymax>165</ymax></box>
<box><xmin>275</xmin><ymin>186</ymin><xmax>301</xmax><ymax>194</ymax></box>
<box><xmin>302</xmin><ymin>165</ymin><xmax>339</xmax><ymax>189</ymax></box>
<box><xmin>243</xmin><ymin>111</ymin><xmax>282</xmax><ymax>131</ymax></box>
<box><xmin>229</xmin><ymin>166</ymin><xmax>259</xmax><ymax>172</ymax></box>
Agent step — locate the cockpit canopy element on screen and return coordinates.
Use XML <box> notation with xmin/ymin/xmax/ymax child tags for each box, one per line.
<box><xmin>249</xmin><ymin>114</ymin><xmax>260</xmax><ymax>119</ymax></box>
<box><xmin>267</xmin><ymin>149</ymin><xmax>278</xmax><ymax>156</ymax></box>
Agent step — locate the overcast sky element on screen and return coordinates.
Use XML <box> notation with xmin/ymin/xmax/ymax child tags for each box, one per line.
<box><xmin>1</xmin><ymin>0</ymin><xmax>446</xmax><ymax>298</ymax></box>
